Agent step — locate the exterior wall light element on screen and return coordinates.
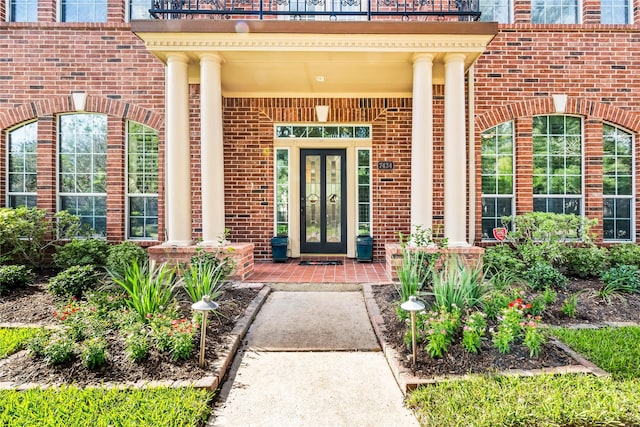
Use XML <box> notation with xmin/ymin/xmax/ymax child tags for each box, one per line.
<box><xmin>401</xmin><ymin>295</ymin><xmax>425</xmax><ymax>366</ymax></box>
<box><xmin>192</xmin><ymin>295</ymin><xmax>219</xmax><ymax>368</ymax></box>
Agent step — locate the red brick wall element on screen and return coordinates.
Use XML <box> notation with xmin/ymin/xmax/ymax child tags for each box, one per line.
<box><xmin>474</xmin><ymin>24</ymin><xmax>640</xmax><ymax>243</ymax></box>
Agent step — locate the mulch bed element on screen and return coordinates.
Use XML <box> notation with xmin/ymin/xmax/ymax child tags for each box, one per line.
<box><xmin>0</xmin><ymin>275</ymin><xmax>259</xmax><ymax>387</ymax></box>
<box><xmin>372</xmin><ymin>278</ymin><xmax>640</xmax><ymax>378</ymax></box>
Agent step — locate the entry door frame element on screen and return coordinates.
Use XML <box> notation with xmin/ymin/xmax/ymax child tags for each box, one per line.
<box><xmin>300</xmin><ymin>148</ymin><xmax>347</xmax><ymax>254</ymax></box>
<box><xmin>274</xmin><ymin>133</ymin><xmax>371</xmax><ymax>258</ymax></box>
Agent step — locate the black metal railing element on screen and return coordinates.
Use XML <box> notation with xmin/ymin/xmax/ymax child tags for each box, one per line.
<box><xmin>150</xmin><ymin>0</ymin><xmax>480</xmax><ymax>21</ymax></box>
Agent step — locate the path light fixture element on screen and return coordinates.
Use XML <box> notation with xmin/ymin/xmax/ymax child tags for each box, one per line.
<box><xmin>401</xmin><ymin>295</ymin><xmax>425</xmax><ymax>367</ymax></box>
<box><xmin>192</xmin><ymin>295</ymin><xmax>219</xmax><ymax>368</ymax></box>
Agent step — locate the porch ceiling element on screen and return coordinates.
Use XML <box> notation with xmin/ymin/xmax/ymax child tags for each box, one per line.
<box><xmin>132</xmin><ymin>21</ymin><xmax>498</xmax><ymax>98</ymax></box>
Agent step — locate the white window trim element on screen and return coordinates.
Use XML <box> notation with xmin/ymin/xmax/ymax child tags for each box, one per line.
<box><xmin>356</xmin><ymin>147</ymin><xmax>372</xmax><ymax>237</ymax></box>
<box><xmin>273</xmin><ymin>147</ymin><xmax>290</xmax><ymax>237</ymax></box>
<box><xmin>6</xmin><ymin>121</ymin><xmax>38</xmax><ymax>207</ymax></box>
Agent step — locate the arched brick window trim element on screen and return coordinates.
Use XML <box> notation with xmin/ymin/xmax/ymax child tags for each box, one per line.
<box><xmin>0</xmin><ymin>95</ymin><xmax>163</xmax><ymax>130</ymax></box>
<box><xmin>475</xmin><ymin>97</ymin><xmax>640</xmax><ymax>134</ymax></box>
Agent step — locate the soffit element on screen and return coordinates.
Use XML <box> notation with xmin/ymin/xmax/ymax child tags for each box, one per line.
<box><xmin>133</xmin><ymin>22</ymin><xmax>497</xmax><ymax>97</ymax></box>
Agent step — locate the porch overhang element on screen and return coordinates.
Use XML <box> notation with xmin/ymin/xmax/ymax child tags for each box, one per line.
<box><xmin>132</xmin><ymin>20</ymin><xmax>498</xmax><ymax>98</ymax></box>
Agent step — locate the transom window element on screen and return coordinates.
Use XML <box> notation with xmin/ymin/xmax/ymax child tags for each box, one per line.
<box><xmin>603</xmin><ymin>124</ymin><xmax>633</xmax><ymax>241</ymax></box>
<box><xmin>58</xmin><ymin>114</ymin><xmax>107</xmax><ymax>236</ymax></box>
<box><xmin>601</xmin><ymin>0</ymin><xmax>630</xmax><ymax>23</ymax></box>
<box><xmin>7</xmin><ymin>121</ymin><xmax>37</xmax><ymax>208</ymax></box>
<box><xmin>127</xmin><ymin>122</ymin><xmax>159</xmax><ymax>240</ymax></box>
<box><xmin>60</xmin><ymin>0</ymin><xmax>107</xmax><ymax>22</ymax></box>
<box><xmin>481</xmin><ymin>121</ymin><xmax>514</xmax><ymax>240</ymax></box>
<box><xmin>275</xmin><ymin>125</ymin><xmax>370</xmax><ymax>139</ymax></box>
<box><xmin>479</xmin><ymin>0</ymin><xmax>512</xmax><ymax>23</ymax></box>
<box><xmin>531</xmin><ymin>0</ymin><xmax>579</xmax><ymax>23</ymax></box>
<box><xmin>532</xmin><ymin>115</ymin><xmax>582</xmax><ymax>215</ymax></box>
<box><xmin>9</xmin><ymin>0</ymin><xmax>38</xmax><ymax>22</ymax></box>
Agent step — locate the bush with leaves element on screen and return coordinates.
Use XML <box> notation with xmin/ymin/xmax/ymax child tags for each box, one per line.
<box><xmin>607</xmin><ymin>244</ymin><xmax>640</xmax><ymax>268</ymax></box>
<box><xmin>0</xmin><ymin>265</ymin><xmax>34</xmax><ymax>295</ymax></box>
<box><xmin>182</xmin><ymin>257</ymin><xmax>229</xmax><ymax>304</ymax></box>
<box><xmin>598</xmin><ymin>265</ymin><xmax>640</xmax><ymax>303</ymax></box>
<box><xmin>53</xmin><ymin>238</ymin><xmax>111</xmax><ymax>269</ymax></box>
<box><xmin>48</xmin><ymin>265</ymin><xmax>102</xmax><ymax>299</ymax></box>
<box><xmin>482</xmin><ymin>245</ymin><xmax>525</xmax><ymax>278</ymax></box>
<box><xmin>106</xmin><ymin>242</ymin><xmax>148</xmax><ymax>280</ymax></box>
<box><xmin>0</xmin><ymin>207</ymin><xmax>89</xmax><ymax>268</ymax></box>
<box><xmin>524</xmin><ymin>263</ymin><xmax>567</xmax><ymax>291</ymax></box>
<box><xmin>562</xmin><ymin>245</ymin><xmax>609</xmax><ymax>278</ymax></box>
<box><xmin>428</xmin><ymin>255</ymin><xmax>489</xmax><ymax>313</ymax></box>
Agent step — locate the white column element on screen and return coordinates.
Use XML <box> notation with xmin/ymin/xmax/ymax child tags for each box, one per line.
<box><xmin>411</xmin><ymin>54</ymin><xmax>434</xmax><ymax>241</ymax></box>
<box><xmin>164</xmin><ymin>53</ymin><xmax>192</xmax><ymax>246</ymax></box>
<box><xmin>444</xmin><ymin>53</ymin><xmax>469</xmax><ymax>247</ymax></box>
<box><xmin>199</xmin><ymin>54</ymin><xmax>227</xmax><ymax>246</ymax></box>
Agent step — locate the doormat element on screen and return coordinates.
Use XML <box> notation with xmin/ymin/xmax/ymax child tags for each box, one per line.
<box><xmin>299</xmin><ymin>260</ymin><xmax>343</xmax><ymax>266</ymax></box>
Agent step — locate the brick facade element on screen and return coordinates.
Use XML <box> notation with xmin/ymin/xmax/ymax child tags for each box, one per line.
<box><xmin>1</xmin><ymin>0</ymin><xmax>639</xmax><ymax>261</ymax></box>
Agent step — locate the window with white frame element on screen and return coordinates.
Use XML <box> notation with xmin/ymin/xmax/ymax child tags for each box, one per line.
<box><xmin>7</xmin><ymin>121</ymin><xmax>37</xmax><ymax>208</ymax></box>
<box><xmin>603</xmin><ymin>124</ymin><xmax>633</xmax><ymax>241</ymax></box>
<box><xmin>60</xmin><ymin>0</ymin><xmax>107</xmax><ymax>22</ymax></box>
<box><xmin>479</xmin><ymin>0</ymin><xmax>512</xmax><ymax>23</ymax></box>
<box><xmin>8</xmin><ymin>0</ymin><xmax>38</xmax><ymax>22</ymax></box>
<box><xmin>129</xmin><ymin>0</ymin><xmax>151</xmax><ymax>20</ymax></box>
<box><xmin>531</xmin><ymin>0</ymin><xmax>579</xmax><ymax>23</ymax></box>
<box><xmin>357</xmin><ymin>148</ymin><xmax>371</xmax><ymax>236</ymax></box>
<box><xmin>532</xmin><ymin>115</ymin><xmax>582</xmax><ymax>215</ymax></box>
<box><xmin>58</xmin><ymin>114</ymin><xmax>107</xmax><ymax>236</ymax></box>
<box><xmin>481</xmin><ymin>122</ymin><xmax>514</xmax><ymax>240</ymax></box>
<box><xmin>127</xmin><ymin>121</ymin><xmax>158</xmax><ymax>240</ymax></box>
<box><xmin>601</xmin><ymin>0</ymin><xmax>630</xmax><ymax>23</ymax></box>
<box><xmin>275</xmin><ymin>148</ymin><xmax>289</xmax><ymax>236</ymax></box>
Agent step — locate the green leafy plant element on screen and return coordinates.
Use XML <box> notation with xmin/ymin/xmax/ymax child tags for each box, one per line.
<box><xmin>106</xmin><ymin>242</ymin><xmax>149</xmax><ymax>280</ymax></box>
<box><xmin>0</xmin><ymin>265</ymin><xmax>34</xmax><ymax>295</ymax></box>
<box><xmin>0</xmin><ymin>328</ymin><xmax>43</xmax><ymax>359</ymax></box>
<box><xmin>181</xmin><ymin>257</ymin><xmax>229</xmax><ymax>304</ymax></box>
<box><xmin>43</xmin><ymin>333</ymin><xmax>75</xmax><ymax>365</ymax></box>
<box><xmin>524</xmin><ymin>263</ymin><xmax>567</xmax><ymax>291</ymax></box>
<box><xmin>109</xmin><ymin>261</ymin><xmax>178</xmax><ymax>321</ymax></box>
<box><xmin>80</xmin><ymin>337</ymin><xmax>108</xmax><ymax>370</ymax></box>
<box><xmin>429</xmin><ymin>256</ymin><xmax>489</xmax><ymax>312</ymax></box>
<box><xmin>492</xmin><ymin>298</ymin><xmax>529</xmax><ymax>353</ymax></box>
<box><xmin>461</xmin><ymin>311</ymin><xmax>487</xmax><ymax>354</ymax></box>
<box><xmin>562</xmin><ymin>245</ymin><xmax>609</xmax><ymax>278</ymax></box>
<box><xmin>561</xmin><ymin>294</ymin><xmax>578</xmax><ymax>318</ymax></box>
<box><xmin>394</xmin><ymin>233</ymin><xmax>431</xmax><ymax>307</ymax></box>
<box><xmin>522</xmin><ymin>316</ymin><xmax>545</xmax><ymax>357</ymax></box>
<box><xmin>607</xmin><ymin>243</ymin><xmax>640</xmax><ymax>268</ymax></box>
<box><xmin>0</xmin><ymin>207</ymin><xmax>89</xmax><ymax>268</ymax></box>
<box><xmin>53</xmin><ymin>238</ymin><xmax>111</xmax><ymax>269</ymax></box>
<box><xmin>124</xmin><ymin>325</ymin><xmax>150</xmax><ymax>363</ymax></box>
<box><xmin>26</xmin><ymin>329</ymin><xmax>52</xmax><ymax>358</ymax></box>
<box><xmin>168</xmin><ymin>318</ymin><xmax>197</xmax><ymax>361</ymax></box>
<box><xmin>482</xmin><ymin>245</ymin><xmax>525</xmax><ymax>278</ymax></box>
<box><xmin>598</xmin><ymin>265</ymin><xmax>640</xmax><ymax>303</ymax></box>
<box><xmin>48</xmin><ymin>265</ymin><xmax>102</xmax><ymax>299</ymax></box>
<box><xmin>422</xmin><ymin>307</ymin><xmax>460</xmax><ymax>358</ymax></box>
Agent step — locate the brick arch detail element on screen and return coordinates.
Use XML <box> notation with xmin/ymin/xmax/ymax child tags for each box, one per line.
<box><xmin>475</xmin><ymin>97</ymin><xmax>640</xmax><ymax>134</ymax></box>
<box><xmin>0</xmin><ymin>95</ymin><xmax>163</xmax><ymax>130</ymax></box>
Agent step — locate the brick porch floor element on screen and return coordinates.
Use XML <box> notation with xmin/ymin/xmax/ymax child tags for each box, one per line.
<box><xmin>245</xmin><ymin>259</ymin><xmax>390</xmax><ymax>284</ymax></box>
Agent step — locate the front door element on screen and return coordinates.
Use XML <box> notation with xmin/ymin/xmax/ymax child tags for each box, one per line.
<box><xmin>300</xmin><ymin>149</ymin><xmax>347</xmax><ymax>254</ymax></box>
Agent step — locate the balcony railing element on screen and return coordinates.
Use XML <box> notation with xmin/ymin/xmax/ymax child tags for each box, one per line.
<box><xmin>150</xmin><ymin>0</ymin><xmax>480</xmax><ymax>21</ymax></box>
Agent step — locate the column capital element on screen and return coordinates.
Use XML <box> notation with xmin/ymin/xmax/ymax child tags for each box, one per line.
<box><xmin>166</xmin><ymin>52</ymin><xmax>189</xmax><ymax>64</ymax></box>
<box><xmin>412</xmin><ymin>53</ymin><xmax>434</xmax><ymax>64</ymax></box>
<box><xmin>443</xmin><ymin>53</ymin><xmax>466</xmax><ymax>64</ymax></box>
<box><xmin>199</xmin><ymin>53</ymin><xmax>224</xmax><ymax>64</ymax></box>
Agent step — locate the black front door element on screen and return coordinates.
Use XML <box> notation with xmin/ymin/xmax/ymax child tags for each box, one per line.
<box><xmin>300</xmin><ymin>149</ymin><xmax>347</xmax><ymax>254</ymax></box>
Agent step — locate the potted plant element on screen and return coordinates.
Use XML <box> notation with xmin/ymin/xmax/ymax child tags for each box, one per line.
<box><xmin>271</xmin><ymin>225</ymin><xmax>289</xmax><ymax>263</ymax></box>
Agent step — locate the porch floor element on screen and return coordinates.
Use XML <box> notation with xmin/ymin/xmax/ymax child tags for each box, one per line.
<box><xmin>245</xmin><ymin>259</ymin><xmax>390</xmax><ymax>284</ymax></box>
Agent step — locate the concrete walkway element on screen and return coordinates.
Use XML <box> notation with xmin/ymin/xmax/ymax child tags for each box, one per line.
<box><xmin>208</xmin><ymin>290</ymin><xmax>419</xmax><ymax>427</ymax></box>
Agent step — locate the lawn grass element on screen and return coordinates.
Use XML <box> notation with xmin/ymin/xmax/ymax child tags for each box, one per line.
<box><xmin>0</xmin><ymin>327</ymin><xmax>43</xmax><ymax>359</ymax></box>
<box><xmin>407</xmin><ymin>374</ymin><xmax>640</xmax><ymax>427</ymax></box>
<box><xmin>0</xmin><ymin>386</ymin><xmax>213</xmax><ymax>426</ymax></box>
<box><xmin>552</xmin><ymin>326</ymin><xmax>640</xmax><ymax>379</ymax></box>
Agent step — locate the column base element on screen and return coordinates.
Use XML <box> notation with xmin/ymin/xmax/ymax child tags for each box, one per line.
<box><xmin>198</xmin><ymin>240</ymin><xmax>231</xmax><ymax>248</ymax></box>
<box><xmin>160</xmin><ymin>240</ymin><xmax>194</xmax><ymax>247</ymax></box>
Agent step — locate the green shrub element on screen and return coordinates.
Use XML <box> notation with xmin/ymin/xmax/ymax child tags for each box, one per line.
<box><xmin>53</xmin><ymin>239</ymin><xmax>110</xmax><ymax>269</ymax></box>
<box><xmin>608</xmin><ymin>243</ymin><xmax>640</xmax><ymax>268</ymax></box>
<box><xmin>482</xmin><ymin>245</ymin><xmax>525</xmax><ymax>278</ymax></box>
<box><xmin>0</xmin><ymin>265</ymin><xmax>34</xmax><ymax>295</ymax></box>
<box><xmin>562</xmin><ymin>245</ymin><xmax>609</xmax><ymax>278</ymax></box>
<box><xmin>524</xmin><ymin>263</ymin><xmax>567</xmax><ymax>291</ymax></box>
<box><xmin>43</xmin><ymin>334</ymin><xmax>75</xmax><ymax>365</ymax></box>
<box><xmin>0</xmin><ymin>207</ymin><xmax>89</xmax><ymax>267</ymax></box>
<box><xmin>428</xmin><ymin>256</ymin><xmax>489</xmax><ymax>312</ymax></box>
<box><xmin>561</xmin><ymin>294</ymin><xmax>578</xmax><ymax>318</ymax></box>
<box><xmin>26</xmin><ymin>329</ymin><xmax>52</xmax><ymax>358</ymax></box>
<box><xmin>106</xmin><ymin>242</ymin><xmax>148</xmax><ymax>280</ymax></box>
<box><xmin>48</xmin><ymin>265</ymin><xmax>102</xmax><ymax>299</ymax></box>
<box><xmin>124</xmin><ymin>326</ymin><xmax>150</xmax><ymax>363</ymax></box>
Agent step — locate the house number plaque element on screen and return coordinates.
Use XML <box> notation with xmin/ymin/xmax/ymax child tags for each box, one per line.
<box><xmin>377</xmin><ymin>161</ymin><xmax>394</xmax><ymax>170</ymax></box>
